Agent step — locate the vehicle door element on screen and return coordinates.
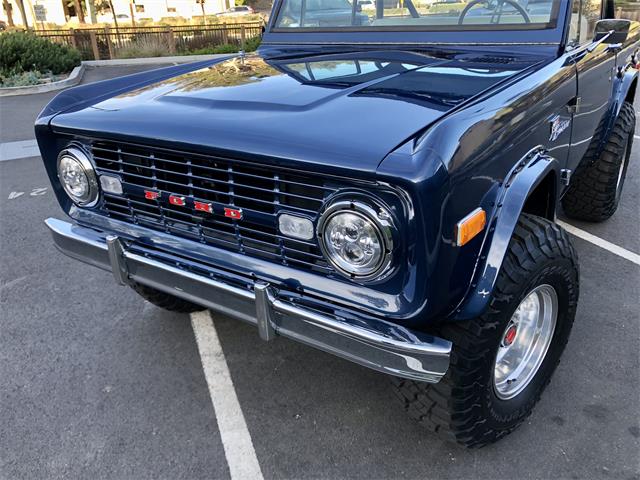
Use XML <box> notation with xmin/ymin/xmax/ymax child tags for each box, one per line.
<box><xmin>566</xmin><ymin>0</ymin><xmax>617</xmax><ymax>172</ymax></box>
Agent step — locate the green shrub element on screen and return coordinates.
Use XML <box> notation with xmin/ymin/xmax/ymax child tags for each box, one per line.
<box><xmin>0</xmin><ymin>31</ymin><xmax>81</xmax><ymax>77</ymax></box>
<box><xmin>243</xmin><ymin>35</ymin><xmax>261</xmax><ymax>52</ymax></box>
<box><xmin>116</xmin><ymin>35</ymin><xmax>172</xmax><ymax>59</ymax></box>
<box><xmin>0</xmin><ymin>70</ymin><xmax>57</xmax><ymax>87</ymax></box>
<box><xmin>187</xmin><ymin>36</ymin><xmax>261</xmax><ymax>55</ymax></box>
<box><xmin>188</xmin><ymin>43</ymin><xmax>241</xmax><ymax>55</ymax></box>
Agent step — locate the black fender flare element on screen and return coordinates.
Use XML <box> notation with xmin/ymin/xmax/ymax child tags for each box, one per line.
<box><xmin>614</xmin><ymin>68</ymin><xmax>638</xmax><ymax>117</ymax></box>
<box><xmin>453</xmin><ymin>148</ymin><xmax>561</xmax><ymax>321</ymax></box>
<box><xmin>600</xmin><ymin>68</ymin><xmax>638</xmax><ymax>148</ymax></box>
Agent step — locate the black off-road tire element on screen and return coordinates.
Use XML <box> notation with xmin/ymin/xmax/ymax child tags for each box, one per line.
<box><xmin>391</xmin><ymin>214</ymin><xmax>579</xmax><ymax>448</ymax></box>
<box><xmin>562</xmin><ymin>101</ymin><xmax>635</xmax><ymax>222</ymax></box>
<box><xmin>132</xmin><ymin>282</ymin><xmax>206</xmax><ymax>313</ymax></box>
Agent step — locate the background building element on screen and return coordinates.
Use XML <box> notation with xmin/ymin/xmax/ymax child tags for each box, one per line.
<box><xmin>1</xmin><ymin>0</ymin><xmax>232</xmax><ymax>28</ymax></box>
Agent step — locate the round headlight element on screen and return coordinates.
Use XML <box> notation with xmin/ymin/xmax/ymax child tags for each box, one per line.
<box><xmin>318</xmin><ymin>200</ymin><xmax>394</xmax><ymax>280</ymax></box>
<box><xmin>57</xmin><ymin>147</ymin><xmax>99</xmax><ymax>207</ymax></box>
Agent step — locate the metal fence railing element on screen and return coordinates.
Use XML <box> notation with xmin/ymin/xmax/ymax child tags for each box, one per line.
<box><xmin>33</xmin><ymin>22</ymin><xmax>264</xmax><ymax>60</ymax></box>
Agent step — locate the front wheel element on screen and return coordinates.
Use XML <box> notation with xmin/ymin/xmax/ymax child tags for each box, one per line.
<box><xmin>392</xmin><ymin>214</ymin><xmax>579</xmax><ymax>448</ymax></box>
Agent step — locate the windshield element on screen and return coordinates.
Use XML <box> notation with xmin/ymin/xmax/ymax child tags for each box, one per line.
<box><xmin>274</xmin><ymin>0</ymin><xmax>560</xmax><ymax>30</ymax></box>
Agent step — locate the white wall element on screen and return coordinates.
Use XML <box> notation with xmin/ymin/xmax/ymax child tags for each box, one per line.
<box><xmin>1</xmin><ymin>0</ymin><xmax>234</xmax><ymax>26</ymax></box>
<box><xmin>99</xmin><ymin>0</ymin><xmax>233</xmax><ymax>22</ymax></box>
<box><xmin>2</xmin><ymin>0</ymin><xmax>67</xmax><ymax>27</ymax></box>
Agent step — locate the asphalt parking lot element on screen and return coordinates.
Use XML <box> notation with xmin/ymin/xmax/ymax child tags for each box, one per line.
<box><xmin>1</xmin><ymin>64</ymin><xmax>639</xmax><ymax>480</ymax></box>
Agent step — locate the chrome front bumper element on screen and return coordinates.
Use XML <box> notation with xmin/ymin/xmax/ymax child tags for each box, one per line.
<box><xmin>45</xmin><ymin>217</ymin><xmax>451</xmax><ymax>383</ymax></box>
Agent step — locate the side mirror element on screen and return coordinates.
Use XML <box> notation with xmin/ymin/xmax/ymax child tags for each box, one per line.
<box><xmin>593</xmin><ymin>19</ymin><xmax>631</xmax><ymax>44</ymax></box>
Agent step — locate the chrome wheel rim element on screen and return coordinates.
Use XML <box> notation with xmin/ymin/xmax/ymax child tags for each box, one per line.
<box><xmin>493</xmin><ymin>285</ymin><xmax>558</xmax><ymax>400</ymax></box>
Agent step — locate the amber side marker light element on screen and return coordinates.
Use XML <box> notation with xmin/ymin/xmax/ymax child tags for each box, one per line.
<box><xmin>455</xmin><ymin>208</ymin><xmax>487</xmax><ymax>247</ymax></box>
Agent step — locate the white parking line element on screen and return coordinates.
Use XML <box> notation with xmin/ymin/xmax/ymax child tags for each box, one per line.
<box><xmin>191</xmin><ymin>310</ymin><xmax>264</xmax><ymax>480</ymax></box>
<box><xmin>557</xmin><ymin>220</ymin><xmax>640</xmax><ymax>266</ymax></box>
<box><xmin>0</xmin><ymin>139</ymin><xmax>39</xmax><ymax>162</ymax></box>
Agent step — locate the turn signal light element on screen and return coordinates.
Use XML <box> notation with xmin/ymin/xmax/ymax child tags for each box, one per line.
<box><xmin>279</xmin><ymin>213</ymin><xmax>314</xmax><ymax>240</ymax></box>
<box><xmin>99</xmin><ymin>175</ymin><xmax>123</xmax><ymax>195</ymax></box>
<box><xmin>455</xmin><ymin>208</ymin><xmax>486</xmax><ymax>247</ymax></box>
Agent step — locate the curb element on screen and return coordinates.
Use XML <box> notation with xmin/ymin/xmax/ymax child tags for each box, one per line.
<box><xmin>83</xmin><ymin>53</ymin><xmax>227</xmax><ymax>67</ymax></box>
<box><xmin>0</xmin><ymin>64</ymin><xmax>85</xmax><ymax>97</ymax></box>
<box><xmin>0</xmin><ymin>54</ymin><xmax>229</xmax><ymax>97</ymax></box>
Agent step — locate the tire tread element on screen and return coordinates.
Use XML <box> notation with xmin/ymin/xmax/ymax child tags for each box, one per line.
<box><xmin>562</xmin><ymin>102</ymin><xmax>635</xmax><ymax>221</ymax></box>
<box><xmin>391</xmin><ymin>214</ymin><xmax>578</xmax><ymax>448</ymax></box>
<box><xmin>132</xmin><ymin>283</ymin><xmax>206</xmax><ymax>313</ymax></box>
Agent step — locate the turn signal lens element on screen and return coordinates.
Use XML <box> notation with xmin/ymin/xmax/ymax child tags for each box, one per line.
<box><xmin>279</xmin><ymin>213</ymin><xmax>314</xmax><ymax>240</ymax></box>
<box><xmin>455</xmin><ymin>208</ymin><xmax>486</xmax><ymax>247</ymax></box>
<box><xmin>99</xmin><ymin>175</ymin><xmax>123</xmax><ymax>195</ymax></box>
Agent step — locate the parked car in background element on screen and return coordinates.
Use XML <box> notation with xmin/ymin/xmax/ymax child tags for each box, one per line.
<box><xmin>97</xmin><ymin>12</ymin><xmax>131</xmax><ymax>22</ymax></box>
<box><xmin>216</xmin><ymin>5</ymin><xmax>255</xmax><ymax>16</ymax></box>
<box><xmin>359</xmin><ymin>0</ymin><xmax>377</xmax><ymax>10</ymax></box>
<box><xmin>37</xmin><ymin>0</ymin><xmax>638</xmax><ymax>448</ymax></box>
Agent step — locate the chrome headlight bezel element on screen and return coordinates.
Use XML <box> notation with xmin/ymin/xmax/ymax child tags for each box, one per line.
<box><xmin>56</xmin><ymin>146</ymin><xmax>99</xmax><ymax>207</ymax></box>
<box><xmin>317</xmin><ymin>200</ymin><xmax>395</xmax><ymax>282</ymax></box>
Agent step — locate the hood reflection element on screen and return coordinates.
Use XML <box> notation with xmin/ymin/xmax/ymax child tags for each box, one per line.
<box><xmin>111</xmin><ymin>51</ymin><xmax>528</xmax><ymax>113</ymax></box>
<box><xmin>170</xmin><ymin>56</ymin><xmax>281</xmax><ymax>90</ymax></box>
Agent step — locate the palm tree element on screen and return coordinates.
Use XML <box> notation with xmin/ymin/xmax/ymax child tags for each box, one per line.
<box><xmin>15</xmin><ymin>0</ymin><xmax>29</xmax><ymax>28</ymax></box>
<box><xmin>196</xmin><ymin>0</ymin><xmax>207</xmax><ymax>24</ymax></box>
<box><xmin>87</xmin><ymin>0</ymin><xmax>97</xmax><ymax>22</ymax></box>
<box><xmin>2</xmin><ymin>0</ymin><xmax>15</xmax><ymax>26</ymax></box>
<box><xmin>73</xmin><ymin>0</ymin><xmax>86</xmax><ymax>23</ymax></box>
<box><xmin>108</xmin><ymin>0</ymin><xmax>118</xmax><ymax>28</ymax></box>
<box><xmin>95</xmin><ymin>0</ymin><xmax>118</xmax><ymax>27</ymax></box>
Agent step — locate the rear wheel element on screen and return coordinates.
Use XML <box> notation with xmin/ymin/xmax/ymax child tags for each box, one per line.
<box><xmin>132</xmin><ymin>282</ymin><xmax>206</xmax><ymax>313</ymax></box>
<box><xmin>562</xmin><ymin>101</ymin><xmax>635</xmax><ymax>222</ymax></box>
<box><xmin>391</xmin><ymin>214</ymin><xmax>579</xmax><ymax>447</ymax></box>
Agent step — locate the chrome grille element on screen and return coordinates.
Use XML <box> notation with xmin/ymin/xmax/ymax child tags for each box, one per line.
<box><xmin>90</xmin><ymin>140</ymin><xmax>337</xmax><ymax>274</ymax></box>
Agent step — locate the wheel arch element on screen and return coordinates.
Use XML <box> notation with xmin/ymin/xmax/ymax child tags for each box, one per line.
<box><xmin>624</xmin><ymin>76</ymin><xmax>637</xmax><ymax>105</ymax></box>
<box><xmin>612</xmin><ymin>69</ymin><xmax>638</xmax><ymax>121</ymax></box>
<box><xmin>522</xmin><ymin>170</ymin><xmax>557</xmax><ymax>221</ymax></box>
<box><xmin>452</xmin><ymin>150</ymin><xmax>561</xmax><ymax>321</ymax></box>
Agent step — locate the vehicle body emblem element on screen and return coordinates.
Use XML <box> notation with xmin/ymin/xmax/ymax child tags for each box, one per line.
<box><xmin>144</xmin><ymin>190</ymin><xmax>160</xmax><ymax>200</ymax></box>
<box><xmin>549</xmin><ymin>114</ymin><xmax>571</xmax><ymax>142</ymax></box>
<box><xmin>224</xmin><ymin>207</ymin><xmax>243</xmax><ymax>219</ymax></box>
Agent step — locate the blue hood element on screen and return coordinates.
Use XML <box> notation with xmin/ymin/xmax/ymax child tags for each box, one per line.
<box><xmin>49</xmin><ymin>50</ymin><xmax>539</xmax><ymax>174</ymax></box>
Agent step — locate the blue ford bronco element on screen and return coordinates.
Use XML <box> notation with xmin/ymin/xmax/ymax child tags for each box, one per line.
<box><xmin>37</xmin><ymin>0</ymin><xmax>638</xmax><ymax>447</ymax></box>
